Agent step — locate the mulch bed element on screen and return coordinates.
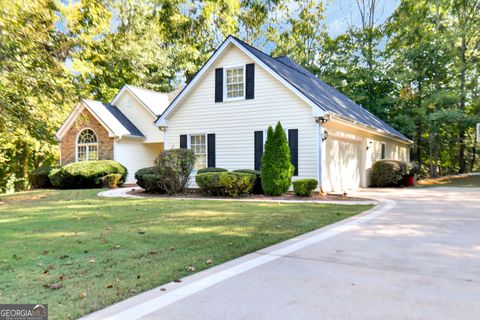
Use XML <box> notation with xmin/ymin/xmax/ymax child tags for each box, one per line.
<box><xmin>126</xmin><ymin>189</ymin><xmax>368</xmax><ymax>202</ymax></box>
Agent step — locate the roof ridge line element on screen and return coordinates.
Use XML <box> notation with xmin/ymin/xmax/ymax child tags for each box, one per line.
<box><xmin>232</xmin><ymin>36</ymin><xmax>317</xmax><ymax>81</ymax></box>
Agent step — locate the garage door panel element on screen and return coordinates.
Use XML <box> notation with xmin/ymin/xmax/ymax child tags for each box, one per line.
<box><xmin>325</xmin><ymin>137</ymin><xmax>361</xmax><ymax>192</ymax></box>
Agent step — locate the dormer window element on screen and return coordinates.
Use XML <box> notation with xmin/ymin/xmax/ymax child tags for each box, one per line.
<box><xmin>225</xmin><ymin>66</ymin><xmax>245</xmax><ymax>100</ymax></box>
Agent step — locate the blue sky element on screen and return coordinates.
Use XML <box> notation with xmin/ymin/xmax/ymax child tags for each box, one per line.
<box><xmin>325</xmin><ymin>0</ymin><xmax>399</xmax><ymax>36</ymax></box>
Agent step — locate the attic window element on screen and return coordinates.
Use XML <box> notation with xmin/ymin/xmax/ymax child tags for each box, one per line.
<box><xmin>225</xmin><ymin>66</ymin><xmax>245</xmax><ymax>100</ymax></box>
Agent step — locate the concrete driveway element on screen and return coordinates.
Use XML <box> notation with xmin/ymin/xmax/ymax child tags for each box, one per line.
<box><xmin>83</xmin><ymin>187</ymin><xmax>480</xmax><ymax>320</ymax></box>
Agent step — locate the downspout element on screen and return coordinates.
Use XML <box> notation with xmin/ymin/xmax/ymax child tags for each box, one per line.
<box><xmin>315</xmin><ymin>114</ymin><xmax>331</xmax><ymax>194</ymax></box>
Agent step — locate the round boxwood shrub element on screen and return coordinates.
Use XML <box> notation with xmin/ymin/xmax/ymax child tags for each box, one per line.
<box><xmin>195</xmin><ymin>172</ymin><xmax>256</xmax><ymax>197</ymax></box>
<box><xmin>141</xmin><ymin>174</ymin><xmax>166</xmax><ymax>193</ymax></box>
<box><xmin>29</xmin><ymin>166</ymin><xmax>57</xmax><ymax>188</ymax></box>
<box><xmin>233</xmin><ymin>169</ymin><xmax>262</xmax><ymax>194</ymax></box>
<box><xmin>135</xmin><ymin>167</ymin><xmax>155</xmax><ymax>189</ymax></box>
<box><xmin>293</xmin><ymin>179</ymin><xmax>318</xmax><ymax>197</ymax></box>
<box><xmin>371</xmin><ymin>160</ymin><xmax>405</xmax><ymax>187</ymax></box>
<box><xmin>49</xmin><ymin>160</ymin><xmax>127</xmax><ymax>189</ymax></box>
<box><xmin>197</xmin><ymin>167</ymin><xmax>228</xmax><ymax>174</ymax></box>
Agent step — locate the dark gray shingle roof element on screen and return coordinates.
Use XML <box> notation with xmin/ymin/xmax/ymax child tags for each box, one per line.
<box><xmin>234</xmin><ymin>37</ymin><xmax>409</xmax><ymax>141</ymax></box>
<box><xmin>82</xmin><ymin>99</ymin><xmax>144</xmax><ymax>138</ymax></box>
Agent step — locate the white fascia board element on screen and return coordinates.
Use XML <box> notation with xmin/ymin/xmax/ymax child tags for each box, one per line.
<box><xmin>229</xmin><ymin>38</ymin><xmax>325</xmax><ymax>115</ymax></box>
<box><xmin>111</xmin><ymin>85</ymin><xmax>157</xmax><ymax>118</ymax></box>
<box><xmin>155</xmin><ymin>38</ymin><xmax>236</xmax><ymax>126</ymax></box>
<box><xmin>330</xmin><ymin>114</ymin><xmax>413</xmax><ymax>145</ymax></box>
<box><xmin>56</xmin><ymin>102</ymin><xmax>85</xmax><ymax>140</ymax></box>
<box><xmin>155</xmin><ymin>36</ymin><xmax>327</xmax><ymax>126</ymax></box>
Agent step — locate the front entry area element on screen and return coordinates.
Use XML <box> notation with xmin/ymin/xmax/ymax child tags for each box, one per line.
<box><xmin>324</xmin><ymin>136</ymin><xmax>362</xmax><ymax>192</ymax></box>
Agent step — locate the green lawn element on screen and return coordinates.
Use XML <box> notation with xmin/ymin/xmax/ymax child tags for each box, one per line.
<box><xmin>417</xmin><ymin>174</ymin><xmax>480</xmax><ymax>187</ymax></box>
<box><xmin>0</xmin><ymin>189</ymin><xmax>371</xmax><ymax>319</ymax></box>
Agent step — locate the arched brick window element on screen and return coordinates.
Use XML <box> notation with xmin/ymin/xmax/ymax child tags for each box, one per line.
<box><xmin>77</xmin><ymin>129</ymin><xmax>98</xmax><ymax>161</ymax></box>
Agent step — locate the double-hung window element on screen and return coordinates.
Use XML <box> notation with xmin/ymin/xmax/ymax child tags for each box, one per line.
<box><xmin>225</xmin><ymin>66</ymin><xmax>245</xmax><ymax>100</ymax></box>
<box><xmin>190</xmin><ymin>134</ymin><xmax>207</xmax><ymax>170</ymax></box>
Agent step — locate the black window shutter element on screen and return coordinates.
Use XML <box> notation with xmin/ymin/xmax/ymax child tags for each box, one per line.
<box><xmin>245</xmin><ymin>63</ymin><xmax>255</xmax><ymax>100</ymax></box>
<box><xmin>215</xmin><ymin>68</ymin><xmax>223</xmax><ymax>102</ymax></box>
<box><xmin>180</xmin><ymin>135</ymin><xmax>187</xmax><ymax>149</ymax></box>
<box><xmin>254</xmin><ymin>131</ymin><xmax>263</xmax><ymax>170</ymax></box>
<box><xmin>207</xmin><ymin>134</ymin><xmax>216</xmax><ymax>168</ymax></box>
<box><xmin>288</xmin><ymin>129</ymin><xmax>298</xmax><ymax>176</ymax></box>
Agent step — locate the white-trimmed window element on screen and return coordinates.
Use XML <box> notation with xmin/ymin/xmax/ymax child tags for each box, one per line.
<box><xmin>381</xmin><ymin>142</ymin><xmax>386</xmax><ymax>160</ymax></box>
<box><xmin>77</xmin><ymin>129</ymin><xmax>98</xmax><ymax>161</ymax></box>
<box><xmin>225</xmin><ymin>66</ymin><xmax>245</xmax><ymax>100</ymax></box>
<box><xmin>190</xmin><ymin>134</ymin><xmax>206</xmax><ymax>170</ymax></box>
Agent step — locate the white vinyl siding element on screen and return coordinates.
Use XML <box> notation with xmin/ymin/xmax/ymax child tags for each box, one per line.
<box><xmin>114</xmin><ymin>139</ymin><xmax>163</xmax><ymax>183</ymax></box>
<box><xmin>165</xmin><ymin>45</ymin><xmax>318</xmax><ymax>182</ymax></box>
<box><xmin>115</xmin><ymin>93</ymin><xmax>164</xmax><ymax>143</ymax></box>
<box><xmin>324</xmin><ymin>120</ymin><xmax>410</xmax><ymax>188</ymax></box>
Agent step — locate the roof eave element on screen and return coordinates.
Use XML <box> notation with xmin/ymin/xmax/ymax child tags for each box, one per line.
<box><xmin>330</xmin><ymin>113</ymin><xmax>413</xmax><ymax>144</ymax></box>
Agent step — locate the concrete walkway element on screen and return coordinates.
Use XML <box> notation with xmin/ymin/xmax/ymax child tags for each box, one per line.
<box><xmin>84</xmin><ymin>187</ymin><xmax>480</xmax><ymax>320</ymax></box>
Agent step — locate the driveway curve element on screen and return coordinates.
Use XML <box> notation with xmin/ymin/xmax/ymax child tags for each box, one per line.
<box><xmin>83</xmin><ymin>187</ymin><xmax>480</xmax><ymax>320</ymax></box>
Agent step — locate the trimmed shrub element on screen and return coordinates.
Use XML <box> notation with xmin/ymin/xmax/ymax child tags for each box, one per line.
<box><xmin>142</xmin><ymin>174</ymin><xmax>166</xmax><ymax>193</ymax></box>
<box><xmin>197</xmin><ymin>167</ymin><xmax>228</xmax><ymax>174</ymax></box>
<box><xmin>153</xmin><ymin>149</ymin><xmax>195</xmax><ymax>195</ymax></box>
<box><xmin>371</xmin><ymin>160</ymin><xmax>407</xmax><ymax>187</ymax></box>
<box><xmin>102</xmin><ymin>173</ymin><xmax>122</xmax><ymax>189</ymax></box>
<box><xmin>29</xmin><ymin>166</ymin><xmax>57</xmax><ymax>188</ymax></box>
<box><xmin>293</xmin><ymin>179</ymin><xmax>318</xmax><ymax>197</ymax></box>
<box><xmin>49</xmin><ymin>160</ymin><xmax>127</xmax><ymax>189</ymax></box>
<box><xmin>261</xmin><ymin>122</ymin><xmax>294</xmax><ymax>196</ymax></box>
<box><xmin>135</xmin><ymin>167</ymin><xmax>155</xmax><ymax>189</ymax></box>
<box><xmin>196</xmin><ymin>172</ymin><xmax>256</xmax><ymax>197</ymax></box>
<box><xmin>233</xmin><ymin>169</ymin><xmax>262</xmax><ymax>194</ymax></box>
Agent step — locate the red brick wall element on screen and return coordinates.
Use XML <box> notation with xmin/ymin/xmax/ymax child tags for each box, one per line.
<box><xmin>60</xmin><ymin>109</ymin><xmax>113</xmax><ymax>165</ymax></box>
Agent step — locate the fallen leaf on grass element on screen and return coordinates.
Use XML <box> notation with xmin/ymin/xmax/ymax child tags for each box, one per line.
<box><xmin>106</xmin><ymin>284</ymin><xmax>113</xmax><ymax>289</ymax></box>
<box><xmin>89</xmin><ymin>259</ymin><xmax>96</xmax><ymax>263</ymax></box>
<box><xmin>59</xmin><ymin>274</ymin><xmax>66</xmax><ymax>281</ymax></box>
<box><xmin>206</xmin><ymin>259</ymin><xmax>213</xmax><ymax>265</ymax></box>
<box><xmin>80</xmin><ymin>291</ymin><xmax>87</xmax><ymax>299</ymax></box>
<box><xmin>50</xmin><ymin>283</ymin><xmax>62</xmax><ymax>290</ymax></box>
<box><xmin>130</xmin><ymin>289</ymin><xmax>138</xmax><ymax>293</ymax></box>
<box><xmin>186</xmin><ymin>266</ymin><xmax>196</xmax><ymax>272</ymax></box>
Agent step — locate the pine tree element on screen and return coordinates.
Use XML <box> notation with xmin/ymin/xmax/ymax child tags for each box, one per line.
<box><xmin>261</xmin><ymin>122</ymin><xmax>294</xmax><ymax>195</ymax></box>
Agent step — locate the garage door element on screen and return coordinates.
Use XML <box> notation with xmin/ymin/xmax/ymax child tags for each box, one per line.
<box><xmin>324</xmin><ymin>137</ymin><xmax>361</xmax><ymax>192</ymax></box>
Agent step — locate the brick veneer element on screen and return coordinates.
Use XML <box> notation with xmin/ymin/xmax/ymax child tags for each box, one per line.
<box><xmin>60</xmin><ymin>108</ymin><xmax>114</xmax><ymax>165</ymax></box>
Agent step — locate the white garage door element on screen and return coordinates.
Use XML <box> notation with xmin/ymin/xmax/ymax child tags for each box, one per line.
<box><xmin>324</xmin><ymin>137</ymin><xmax>361</xmax><ymax>192</ymax></box>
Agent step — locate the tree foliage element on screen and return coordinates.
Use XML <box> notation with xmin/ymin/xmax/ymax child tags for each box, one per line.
<box><xmin>261</xmin><ymin>122</ymin><xmax>294</xmax><ymax>195</ymax></box>
<box><xmin>1</xmin><ymin>0</ymin><xmax>479</xmax><ymax>192</ymax></box>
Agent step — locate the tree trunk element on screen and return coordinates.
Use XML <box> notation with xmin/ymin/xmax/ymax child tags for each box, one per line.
<box><xmin>458</xmin><ymin>32</ymin><xmax>467</xmax><ymax>173</ymax></box>
<box><xmin>471</xmin><ymin>137</ymin><xmax>477</xmax><ymax>172</ymax></box>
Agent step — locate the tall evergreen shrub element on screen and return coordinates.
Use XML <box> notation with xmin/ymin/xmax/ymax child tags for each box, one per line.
<box><xmin>261</xmin><ymin>122</ymin><xmax>294</xmax><ymax>195</ymax></box>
